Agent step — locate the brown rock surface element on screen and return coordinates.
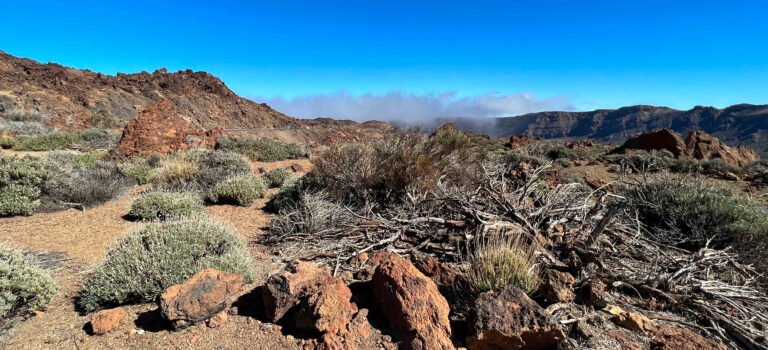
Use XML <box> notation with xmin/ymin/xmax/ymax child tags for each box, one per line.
<box><xmin>651</xmin><ymin>325</ymin><xmax>726</xmax><ymax>350</ymax></box>
<box><xmin>111</xmin><ymin>99</ymin><xmax>191</xmax><ymax>158</ymax></box>
<box><xmin>206</xmin><ymin>311</ymin><xmax>228</xmax><ymax>328</ymax></box>
<box><xmin>372</xmin><ymin>254</ymin><xmax>454</xmax><ymax>350</ymax></box>
<box><xmin>536</xmin><ymin>269</ymin><xmax>575</xmax><ymax>303</ymax></box>
<box><xmin>612</xmin><ymin>129</ymin><xmax>688</xmax><ymax>157</ymax></box>
<box><xmin>90</xmin><ymin>307</ymin><xmax>126</xmax><ymax>335</ymax></box>
<box><xmin>581</xmin><ymin>277</ymin><xmax>609</xmax><ymax>308</ymax></box>
<box><xmin>684</xmin><ymin>130</ymin><xmax>759</xmax><ymax>166</ymax></box>
<box><xmin>159</xmin><ymin>268</ymin><xmax>244</xmax><ymax>330</ymax></box>
<box><xmin>466</xmin><ymin>286</ymin><xmax>565</xmax><ymax>350</ymax></box>
<box><xmin>411</xmin><ymin>253</ymin><xmax>462</xmax><ymax>286</ymax></box>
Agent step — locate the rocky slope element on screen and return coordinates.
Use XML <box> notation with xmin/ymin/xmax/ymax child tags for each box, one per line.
<box><xmin>445</xmin><ymin>104</ymin><xmax>768</xmax><ymax>157</ymax></box>
<box><xmin>0</xmin><ymin>50</ymin><xmax>387</xmax><ymax>144</ymax></box>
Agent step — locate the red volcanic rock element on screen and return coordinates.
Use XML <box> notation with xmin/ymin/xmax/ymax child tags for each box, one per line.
<box><xmin>613</xmin><ymin>129</ymin><xmax>687</xmax><ymax>157</ymax></box>
<box><xmin>90</xmin><ymin>307</ymin><xmax>126</xmax><ymax>335</ymax></box>
<box><xmin>536</xmin><ymin>269</ymin><xmax>576</xmax><ymax>304</ymax></box>
<box><xmin>263</xmin><ymin>260</ymin><xmax>358</xmax><ymax>344</ymax></box>
<box><xmin>111</xmin><ymin>99</ymin><xmax>190</xmax><ymax>158</ymax></box>
<box><xmin>372</xmin><ymin>254</ymin><xmax>454</xmax><ymax>350</ymax></box>
<box><xmin>466</xmin><ymin>286</ymin><xmax>565</xmax><ymax>350</ymax></box>
<box><xmin>506</xmin><ymin>135</ymin><xmax>535</xmax><ymax>149</ymax></box>
<box><xmin>159</xmin><ymin>268</ymin><xmax>244</xmax><ymax>330</ymax></box>
<box><xmin>651</xmin><ymin>325</ymin><xmax>726</xmax><ymax>350</ymax></box>
<box><xmin>411</xmin><ymin>253</ymin><xmax>462</xmax><ymax>287</ymax></box>
<box><xmin>684</xmin><ymin>130</ymin><xmax>759</xmax><ymax>166</ymax></box>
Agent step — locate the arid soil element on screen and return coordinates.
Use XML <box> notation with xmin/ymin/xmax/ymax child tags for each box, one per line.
<box><xmin>0</xmin><ymin>157</ymin><xmax>393</xmax><ymax>350</ymax></box>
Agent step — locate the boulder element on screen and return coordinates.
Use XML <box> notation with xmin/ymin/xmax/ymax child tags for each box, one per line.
<box><xmin>111</xmin><ymin>99</ymin><xmax>191</xmax><ymax>158</ymax></box>
<box><xmin>605</xmin><ymin>305</ymin><xmax>656</xmax><ymax>334</ymax></box>
<box><xmin>90</xmin><ymin>307</ymin><xmax>126</xmax><ymax>335</ymax></box>
<box><xmin>506</xmin><ymin>135</ymin><xmax>534</xmax><ymax>149</ymax></box>
<box><xmin>263</xmin><ymin>260</ymin><xmax>357</xmax><ymax>335</ymax></box>
<box><xmin>581</xmin><ymin>277</ymin><xmax>608</xmax><ymax>308</ymax></box>
<box><xmin>651</xmin><ymin>325</ymin><xmax>726</xmax><ymax>350</ymax></box>
<box><xmin>684</xmin><ymin>130</ymin><xmax>759</xmax><ymax>166</ymax></box>
<box><xmin>536</xmin><ymin>269</ymin><xmax>575</xmax><ymax>303</ymax></box>
<box><xmin>159</xmin><ymin>268</ymin><xmax>244</xmax><ymax>329</ymax></box>
<box><xmin>612</xmin><ymin>129</ymin><xmax>687</xmax><ymax>157</ymax></box>
<box><xmin>466</xmin><ymin>286</ymin><xmax>565</xmax><ymax>350</ymax></box>
<box><xmin>372</xmin><ymin>254</ymin><xmax>454</xmax><ymax>350</ymax></box>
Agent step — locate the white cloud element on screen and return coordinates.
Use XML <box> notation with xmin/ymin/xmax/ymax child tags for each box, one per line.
<box><xmin>251</xmin><ymin>91</ymin><xmax>573</xmax><ymax>122</ymax></box>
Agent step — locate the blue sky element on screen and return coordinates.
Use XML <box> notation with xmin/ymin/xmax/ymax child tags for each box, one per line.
<box><xmin>2</xmin><ymin>1</ymin><xmax>768</xmax><ymax>120</ymax></box>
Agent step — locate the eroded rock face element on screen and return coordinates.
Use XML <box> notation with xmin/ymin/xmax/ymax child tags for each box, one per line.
<box><xmin>90</xmin><ymin>307</ymin><xmax>126</xmax><ymax>335</ymax></box>
<box><xmin>111</xmin><ymin>99</ymin><xmax>190</xmax><ymax>158</ymax></box>
<box><xmin>372</xmin><ymin>254</ymin><xmax>454</xmax><ymax>350</ymax></box>
<box><xmin>651</xmin><ymin>325</ymin><xmax>726</xmax><ymax>350</ymax></box>
<box><xmin>263</xmin><ymin>260</ymin><xmax>359</xmax><ymax>343</ymax></box>
<box><xmin>466</xmin><ymin>286</ymin><xmax>565</xmax><ymax>350</ymax></box>
<box><xmin>685</xmin><ymin>130</ymin><xmax>759</xmax><ymax>166</ymax></box>
<box><xmin>536</xmin><ymin>269</ymin><xmax>576</xmax><ymax>304</ymax></box>
<box><xmin>159</xmin><ymin>268</ymin><xmax>244</xmax><ymax>330</ymax></box>
<box><xmin>411</xmin><ymin>253</ymin><xmax>462</xmax><ymax>287</ymax></box>
<box><xmin>613</xmin><ymin>129</ymin><xmax>688</xmax><ymax>157</ymax></box>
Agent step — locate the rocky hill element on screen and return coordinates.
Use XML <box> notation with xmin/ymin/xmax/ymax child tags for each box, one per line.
<box><xmin>446</xmin><ymin>104</ymin><xmax>768</xmax><ymax>157</ymax></box>
<box><xmin>0</xmin><ymin>50</ymin><xmax>386</xmax><ymax>144</ymax></box>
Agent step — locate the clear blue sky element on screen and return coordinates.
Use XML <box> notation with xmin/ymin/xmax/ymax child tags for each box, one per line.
<box><xmin>2</xmin><ymin>0</ymin><xmax>768</xmax><ymax>118</ymax></box>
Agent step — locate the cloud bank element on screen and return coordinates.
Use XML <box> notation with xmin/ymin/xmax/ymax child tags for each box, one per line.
<box><xmin>252</xmin><ymin>91</ymin><xmax>574</xmax><ymax>123</ymax></box>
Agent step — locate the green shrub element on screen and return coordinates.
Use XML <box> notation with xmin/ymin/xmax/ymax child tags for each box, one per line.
<box><xmin>128</xmin><ymin>192</ymin><xmax>206</xmax><ymax>221</ymax></box>
<box><xmin>118</xmin><ymin>159</ymin><xmax>156</xmax><ymax>185</ymax></box>
<box><xmin>265</xmin><ymin>174</ymin><xmax>326</xmax><ymax>213</ymax></box>
<box><xmin>12</xmin><ymin>133</ymin><xmax>82</xmax><ymax>151</ymax></box>
<box><xmin>0</xmin><ymin>156</ymin><xmax>47</xmax><ymax>217</ymax></box>
<box><xmin>47</xmin><ymin>150</ymin><xmax>107</xmax><ymax>169</ymax></box>
<box><xmin>195</xmin><ymin>150</ymin><xmax>253</xmax><ymax>190</ymax></box>
<box><xmin>77</xmin><ymin>218</ymin><xmax>254</xmax><ymax>312</ymax></box>
<box><xmin>75</xmin><ymin>129</ymin><xmax>121</xmax><ymax>149</ymax></box>
<box><xmin>262</xmin><ymin>168</ymin><xmax>294</xmax><ymax>188</ymax></box>
<box><xmin>216</xmin><ymin>136</ymin><xmax>306</xmax><ymax>162</ymax></box>
<box><xmin>0</xmin><ymin>120</ymin><xmax>56</xmax><ymax>137</ymax></box>
<box><xmin>208</xmin><ymin>175</ymin><xmax>267</xmax><ymax>206</ymax></box>
<box><xmin>620</xmin><ymin>176</ymin><xmax>768</xmax><ymax>248</ymax></box>
<box><xmin>0</xmin><ymin>135</ymin><xmax>18</xmax><ymax>149</ymax></box>
<box><xmin>0</xmin><ymin>246</ymin><xmax>58</xmax><ymax>330</ymax></box>
<box><xmin>463</xmin><ymin>234</ymin><xmax>539</xmax><ymax>295</ymax></box>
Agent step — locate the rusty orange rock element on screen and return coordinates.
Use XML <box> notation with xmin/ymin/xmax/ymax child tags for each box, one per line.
<box><xmin>90</xmin><ymin>307</ymin><xmax>126</xmax><ymax>335</ymax></box>
<box><xmin>372</xmin><ymin>254</ymin><xmax>454</xmax><ymax>350</ymax></box>
<box><xmin>159</xmin><ymin>268</ymin><xmax>244</xmax><ymax>330</ymax></box>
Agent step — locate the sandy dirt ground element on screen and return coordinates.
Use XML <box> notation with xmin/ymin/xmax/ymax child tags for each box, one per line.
<box><xmin>0</xmin><ymin>157</ymin><xmax>393</xmax><ymax>350</ymax></box>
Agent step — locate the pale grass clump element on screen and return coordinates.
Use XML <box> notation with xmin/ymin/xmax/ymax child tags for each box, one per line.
<box><xmin>464</xmin><ymin>233</ymin><xmax>539</xmax><ymax>295</ymax></box>
<box><xmin>152</xmin><ymin>157</ymin><xmax>198</xmax><ymax>188</ymax></box>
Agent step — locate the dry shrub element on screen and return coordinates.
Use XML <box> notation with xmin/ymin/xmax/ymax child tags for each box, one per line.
<box><xmin>1</xmin><ymin>246</ymin><xmax>58</xmax><ymax>331</ymax></box>
<box><xmin>152</xmin><ymin>157</ymin><xmax>199</xmax><ymax>188</ymax></box>
<box><xmin>128</xmin><ymin>191</ymin><xmax>206</xmax><ymax>221</ymax></box>
<box><xmin>207</xmin><ymin>174</ymin><xmax>267</xmax><ymax>206</ymax></box>
<box><xmin>463</xmin><ymin>231</ymin><xmax>540</xmax><ymax>295</ymax></box>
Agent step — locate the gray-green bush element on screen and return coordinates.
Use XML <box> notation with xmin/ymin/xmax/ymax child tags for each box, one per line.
<box><xmin>128</xmin><ymin>192</ymin><xmax>206</xmax><ymax>221</ymax></box>
<box><xmin>77</xmin><ymin>218</ymin><xmax>254</xmax><ymax>312</ymax></box>
<box><xmin>262</xmin><ymin>168</ymin><xmax>294</xmax><ymax>188</ymax></box>
<box><xmin>0</xmin><ymin>246</ymin><xmax>58</xmax><ymax>330</ymax></box>
<box><xmin>0</xmin><ymin>155</ymin><xmax>47</xmax><ymax>217</ymax></box>
<box><xmin>208</xmin><ymin>174</ymin><xmax>267</xmax><ymax>206</ymax></box>
<box><xmin>215</xmin><ymin>136</ymin><xmax>306</xmax><ymax>162</ymax></box>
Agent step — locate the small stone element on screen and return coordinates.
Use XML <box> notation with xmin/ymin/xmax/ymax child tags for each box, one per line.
<box><xmin>90</xmin><ymin>307</ymin><xmax>126</xmax><ymax>335</ymax></box>
<box><xmin>136</xmin><ymin>329</ymin><xmax>145</xmax><ymax>335</ymax></box>
<box><xmin>206</xmin><ymin>311</ymin><xmax>228</xmax><ymax>328</ymax></box>
<box><xmin>287</xmin><ymin>335</ymin><xmax>295</xmax><ymax>341</ymax></box>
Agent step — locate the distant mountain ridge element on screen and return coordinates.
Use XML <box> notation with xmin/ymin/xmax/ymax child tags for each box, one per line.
<box><xmin>443</xmin><ymin>104</ymin><xmax>768</xmax><ymax>157</ymax></box>
<box><xmin>0</xmin><ymin>50</ymin><xmax>387</xmax><ymax>144</ymax></box>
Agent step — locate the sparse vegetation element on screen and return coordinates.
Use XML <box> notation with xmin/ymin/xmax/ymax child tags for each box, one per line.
<box><xmin>118</xmin><ymin>157</ymin><xmax>156</xmax><ymax>185</ymax></box>
<box><xmin>43</xmin><ymin>161</ymin><xmax>134</xmax><ymax>209</ymax></box>
<box><xmin>215</xmin><ymin>136</ymin><xmax>306</xmax><ymax>161</ymax></box>
<box><xmin>620</xmin><ymin>176</ymin><xmax>768</xmax><ymax>248</ymax></box>
<box><xmin>77</xmin><ymin>218</ymin><xmax>254</xmax><ymax>312</ymax></box>
<box><xmin>0</xmin><ymin>246</ymin><xmax>58</xmax><ymax>330</ymax></box>
<box><xmin>208</xmin><ymin>174</ymin><xmax>267</xmax><ymax>206</ymax></box>
<box><xmin>128</xmin><ymin>191</ymin><xmax>206</xmax><ymax>221</ymax></box>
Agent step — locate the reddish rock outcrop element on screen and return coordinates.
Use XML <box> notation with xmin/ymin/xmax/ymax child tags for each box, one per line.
<box><xmin>536</xmin><ymin>269</ymin><xmax>575</xmax><ymax>303</ymax></box>
<box><xmin>466</xmin><ymin>286</ymin><xmax>565</xmax><ymax>350</ymax></box>
<box><xmin>651</xmin><ymin>325</ymin><xmax>726</xmax><ymax>350</ymax></box>
<box><xmin>411</xmin><ymin>253</ymin><xmax>462</xmax><ymax>287</ymax></box>
<box><xmin>612</xmin><ymin>129</ymin><xmax>687</xmax><ymax>157</ymax></box>
<box><xmin>372</xmin><ymin>254</ymin><xmax>454</xmax><ymax>350</ymax></box>
<box><xmin>111</xmin><ymin>100</ymin><xmax>190</xmax><ymax>158</ymax></box>
<box><xmin>684</xmin><ymin>130</ymin><xmax>759</xmax><ymax>166</ymax></box>
<box><xmin>263</xmin><ymin>260</ymin><xmax>359</xmax><ymax>347</ymax></box>
<box><xmin>90</xmin><ymin>307</ymin><xmax>126</xmax><ymax>335</ymax></box>
<box><xmin>506</xmin><ymin>135</ymin><xmax>535</xmax><ymax>149</ymax></box>
<box><xmin>159</xmin><ymin>268</ymin><xmax>244</xmax><ymax>330</ymax></box>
